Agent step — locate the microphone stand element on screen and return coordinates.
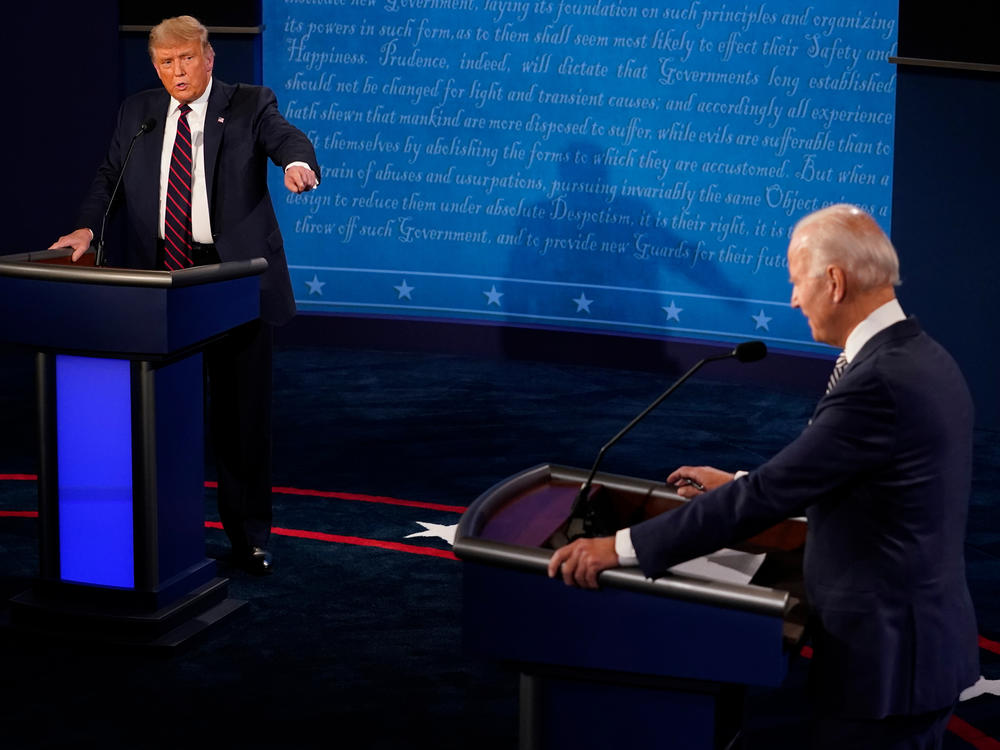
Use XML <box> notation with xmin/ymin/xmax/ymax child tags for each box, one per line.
<box><xmin>95</xmin><ymin>119</ymin><xmax>154</xmax><ymax>267</ymax></box>
<box><xmin>568</xmin><ymin>341</ymin><xmax>766</xmax><ymax>537</ymax></box>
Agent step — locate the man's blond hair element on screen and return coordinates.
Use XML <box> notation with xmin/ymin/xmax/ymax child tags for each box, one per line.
<box><xmin>148</xmin><ymin>15</ymin><xmax>213</xmax><ymax>58</ymax></box>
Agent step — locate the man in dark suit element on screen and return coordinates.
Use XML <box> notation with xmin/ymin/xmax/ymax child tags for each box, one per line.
<box><xmin>548</xmin><ymin>204</ymin><xmax>979</xmax><ymax>748</ymax></box>
<box><xmin>51</xmin><ymin>15</ymin><xmax>320</xmax><ymax>575</ymax></box>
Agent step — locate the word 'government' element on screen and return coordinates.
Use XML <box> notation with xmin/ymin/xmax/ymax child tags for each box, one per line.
<box><xmin>274</xmin><ymin>0</ymin><xmax>896</xmax><ymax>321</ymax></box>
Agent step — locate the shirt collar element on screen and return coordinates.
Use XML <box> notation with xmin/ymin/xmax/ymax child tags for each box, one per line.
<box><xmin>843</xmin><ymin>298</ymin><xmax>906</xmax><ymax>363</ymax></box>
<box><xmin>169</xmin><ymin>77</ymin><xmax>213</xmax><ymax>115</ymax></box>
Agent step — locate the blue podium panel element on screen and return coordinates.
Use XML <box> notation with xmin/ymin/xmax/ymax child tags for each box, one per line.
<box><xmin>148</xmin><ymin>354</ymin><xmax>207</xmax><ymax>587</ymax></box>
<box><xmin>463</xmin><ymin>561</ymin><xmax>787</xmax><ymax>687</ymax></box>
<box><xmin>56</xmin><ymin>355</ymin><xmax>134</xmax><ymax>588</ymax></box>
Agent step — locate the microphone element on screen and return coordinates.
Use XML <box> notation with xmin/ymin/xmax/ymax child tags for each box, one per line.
<box><xmin>568</xmin><ymin>340</ymin><xmax>767</xmax><ymax>538</ymax></box>
<box><xmin>94</xmin><ymin>117</ymin><xmax>156</xmax><ymax>267</ymax></box>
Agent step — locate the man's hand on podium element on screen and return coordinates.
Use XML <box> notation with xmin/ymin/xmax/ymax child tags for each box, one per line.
<box><xmin>667</xmin><ymin>465</ymin><xmax>735</xmax><ymax>499</ymax></box>
<box><xmin>49</xmin><ymin>228</ymin><xmax>93</xmax><ymax>262</ymax></box>
<box><xmin>548</xmin><ymin>536</ymin><xmax>618</xmax><ymax>590</ymax></box>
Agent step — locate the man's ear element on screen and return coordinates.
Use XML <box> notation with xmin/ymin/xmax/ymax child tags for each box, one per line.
<box><xmin>827</xmin><ymin>265</ymin><xmax>847</xmax><ymax>304</ymax></box>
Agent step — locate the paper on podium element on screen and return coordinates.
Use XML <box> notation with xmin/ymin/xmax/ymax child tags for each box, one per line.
<box><xmin>668</xmin><ymin>548</ymin><xmax>766</xmax><ymax>586</ymax></box>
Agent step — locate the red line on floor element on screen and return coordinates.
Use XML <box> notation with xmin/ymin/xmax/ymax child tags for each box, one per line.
<box><xmin>1</xmin><ymin>474</ymin><xmax>465</xmax><ymax>513</ymax></box>
<box><xmin>274</xmin><ymin>485</ymin><xmax>465</xmax><ymax>513</ymax></box>
<box><xmin>0</xmin><ymin>510</ymin><xmax>37</xmax><ymax>518</ymax></box>
<box><xmin>204</xmin><ymin>520</ymin><xmax>457</xmax><ymax>560</ymax></box>
<box><xmin>979</xmin><ymin>635</ymin><xmax>1000</xmax><ymax>656</ymax></box>
<box><xmin>948</xmin><ymin>716</ymin><xmax>1000</xmax><ymax>750</ymax></box>
<box><xmin>204</xmin><ymin>480</ymin><xmax>465</xmax><ymax>513</ymax></box>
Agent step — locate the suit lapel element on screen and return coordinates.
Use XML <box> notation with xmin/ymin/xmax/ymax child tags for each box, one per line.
<box><xmin>809</xmin><ymin>317</ymin><xmax>920</xmax><ymax>423</ymax></box>
<box><xmin>203</xmin><ymin>79</ymin><xmax>233</xmax><ymax>215</ymax></box>
<box><xmin>132</xmin><ymin>91</ymin><xmax>169</xmax><ymax>253</ymax></box>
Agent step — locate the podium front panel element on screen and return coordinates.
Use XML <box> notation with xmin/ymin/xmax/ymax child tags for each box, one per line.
<box><xmin>56</xmin><ymin>355</ymin><xmax>134</xmax><ymax>587</ymax></box>
<box><xmin>0</xmin><ymin>275</ymin><xmax>259</xmax><ymax>356</ymax></box>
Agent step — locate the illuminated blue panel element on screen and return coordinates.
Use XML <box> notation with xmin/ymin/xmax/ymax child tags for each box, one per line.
<box><xmin>56</xmin><ymin>355</ymin><xmax>134</xmax><ymax>587</ymax></box>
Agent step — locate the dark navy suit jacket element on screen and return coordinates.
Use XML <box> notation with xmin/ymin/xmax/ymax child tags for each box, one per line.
<box><xmin>631</xmin><ymin>317</ymin><xmax>979</xmax><ymax>718</ymax></box>
<box><xmin>75</xmin><ymin>79</ymin><xmax>319</xmax><ymax>325</ymax></box>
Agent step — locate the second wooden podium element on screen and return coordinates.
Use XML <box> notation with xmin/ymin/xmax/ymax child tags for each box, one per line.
<box><xmin>455</xmin><ymin>463</ymin><xmax>808</xmax><ymax>750</ymax></box>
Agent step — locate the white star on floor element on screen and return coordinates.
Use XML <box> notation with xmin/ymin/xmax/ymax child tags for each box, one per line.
<box><xmin>752</xmin><ymin>309</ymin><xmax>772</xmax><ymax>331</ymax></box>
<box><xmin>961</xmin><ymin>676</ymin><xmax>1000</xmax><ymax>701</ymax></box>
<box><xmin>483</xmin><ymin>285</ymin><xmax>504</xmax><ymax>307</ymax></box>
<box><xmin>404</xmin><ymin>522</ymin><xmax>457</xmax><ymax>545</ymax></box>
<box><xmin>572</xmin><ymin>292</ymin><xmax>592</xmax><ymax>313</ymax></box>
<box><xmin>394</xmin><ymin>279</ymin><xmax>414</xmax><ymax>300</ymax></box>
<box><xmin>662</xmin><ymin>300</ymin><xmax>683</xmax><ymax>322</ymax></box>
<box><xmin>305</xmin><ymin>274</ymin><xmax>326</xmax><ymax>295</ymax></box>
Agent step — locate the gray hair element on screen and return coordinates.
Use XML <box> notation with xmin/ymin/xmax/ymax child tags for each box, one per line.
<box><xmin>790</xmin><ymin>204</ymin><xmax>900</xmax><ymax>289</ymax></box>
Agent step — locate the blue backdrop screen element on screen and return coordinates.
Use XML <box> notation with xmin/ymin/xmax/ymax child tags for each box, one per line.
<box><xmin>263</xmin><ymin>0</ymin><xmax>897</xmax><ymax>353</ymax></box>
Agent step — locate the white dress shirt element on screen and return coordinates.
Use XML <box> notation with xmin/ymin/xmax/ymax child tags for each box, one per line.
<box><xmin>613</xmin><ymin>297</ymin><xmax>907</xmax><ymax>566</ymax></box>
<box><xmin>159</xmin><ymin>79</ymin><xmax>214</xmax><ymax>244</ymax></box>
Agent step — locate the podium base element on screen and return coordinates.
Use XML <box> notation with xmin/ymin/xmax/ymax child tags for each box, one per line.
<box><xmin>6</xmin><ymin>577</ymin><xmax>247</xmax><ymax>651</ymax></box>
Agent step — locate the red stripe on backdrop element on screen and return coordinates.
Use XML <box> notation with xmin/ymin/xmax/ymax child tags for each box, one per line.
<box><xmin>204</xmin><ymin>520</ymin><xmax>457</xmax><ymax>560</ymax></box>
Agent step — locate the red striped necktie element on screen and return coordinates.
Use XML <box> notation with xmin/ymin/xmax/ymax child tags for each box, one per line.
<box><xmin>164</xmin><ymin>103</ymin><xmax>193</xmax><ymax>270</ymax></box>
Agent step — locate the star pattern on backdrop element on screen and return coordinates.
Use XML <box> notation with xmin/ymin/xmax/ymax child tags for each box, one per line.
<box><xmin>483</xmin><ymin>285</ymin><xmax>504</xmax><ymax>307</ymax></box>
<box><xmin>296</xmin><ymin>270</ymin><xmax>797</xmax><ymax>341</ymax></box>
<box><xmin>394</xmin><ymin>279</ymin><xmax>414</xmax><ymax>300</ymax></box>
<box><xmin>662</xmin><ymin>300</ymin><xmax>683</xmax><ymax>322</ymax></box>
<box><xmin>752</xmin><ymin>309</ymin><xmax>772</xmax><ymax>331</ymax></box>
<box><xmin>305</xmin><ymin>274</ymin><xmax>326</xmax><ymax>296</ymax></box>
<box><xmin>404</xmin><ymin>521</ymin><xmax>457</xmax><ymax>545</ymax></box>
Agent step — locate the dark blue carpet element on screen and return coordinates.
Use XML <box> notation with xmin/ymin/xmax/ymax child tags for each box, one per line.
<box><xmin>0</xmin><ymin>343</ymin><xmax>997</xmax><ymax>749</ymax></box>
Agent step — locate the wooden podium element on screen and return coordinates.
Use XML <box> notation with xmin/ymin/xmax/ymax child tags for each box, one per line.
<box><xmin>0</xmin><ymin>248</ymin><xmax>267</xmax><ymax>648</ymax></box>
<box><xmin>454</xmin><ymin>463</ymin><xmax>808</xmax><ymax>750</ymax></box>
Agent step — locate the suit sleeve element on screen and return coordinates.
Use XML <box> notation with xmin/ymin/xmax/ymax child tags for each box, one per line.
<box><xmin>254</xmin><ymin>87</ymin><xmax>321</xmax><ymax>182</ymax></box>
<box><xmin>630</xmin><ymin>366</ymin><xmax>897</xmax><ymax>578</ymax></box>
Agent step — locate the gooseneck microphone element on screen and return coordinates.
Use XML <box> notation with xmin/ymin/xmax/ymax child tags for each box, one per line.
<box><xmin>94</xmin><ymin>117</ymin><xmax>156</xmax><ymax>267</ymax></box>
<box><xmin>569</xmin><ymin>340</ymin><xmax>767</xmax><ymax>537</ymax></box>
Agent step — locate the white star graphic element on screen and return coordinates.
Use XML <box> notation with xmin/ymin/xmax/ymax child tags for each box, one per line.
<box><xmin>394</xmin><ymin>279</ymin><xmax>414</xmax><ymax>300</ymax></box>
<box><xmin>305</xmin><ymin>274</ymin><xmax>326</xmax><ymax>296</ymax></box>
<box><xmin>662</xmin><ymin>300</ymin><xmax>683</xmax><ymax>322</ymax></box>
<box><xmin>404</xmin><ymin>522</ymin><xmax>457</xmax><ymax>545</ymax></box>
<box><xmin>572</xmin><ymin>292</ymin><xmax>592</xmax><ymax>313</ymax></box>
<box><xmin>484</xmin><ymin>285</ymin><xmax>504</xmax><ymax>307</ymax></box>
<box><xmin>752</xmin><ymin>309</ymin><xmax>772</xmax><ymax>331</ymax></box>
<box><xmin>961</xmin><ymin>676</ymin><xmax>1000</xmax><ymax>701</ymax></box>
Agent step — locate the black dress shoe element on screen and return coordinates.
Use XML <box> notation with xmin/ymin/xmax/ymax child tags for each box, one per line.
<box><xmin>242</xmin><ymin>546</ymin><xmax>273</xmax><ymax>576</ymax></box>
